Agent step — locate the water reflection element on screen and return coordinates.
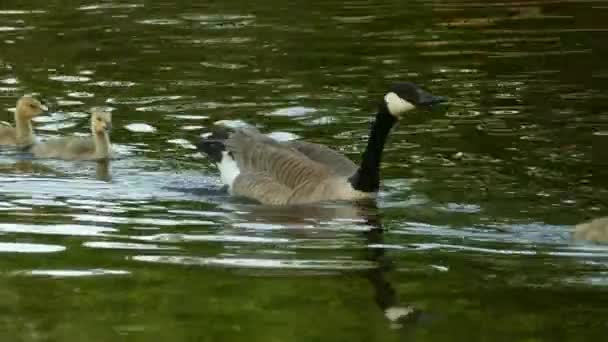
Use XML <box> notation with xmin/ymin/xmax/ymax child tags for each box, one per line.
<box><xmin>0</xmin><ymin>158</ymin><xmax>111</xmax><ymax>181</ymax></box>
<box><xmin>0</xmin><ymin>159</ymin><xmax>63</xmax><ymax>176</ymax></box>
<box><xmin>192</xmin><ymin>200</ymin><xmax>427</xmax><ymax>328</ymax></box>
<box><xmin>0</xmin><ymin>242</ymin><xmax>65</xmax><ymax>253</ymax></box>
<box><xmin>358</xmin><ymin>202</ymin><xmax>429</xmax><ymax>329</ymax></box>
<box><xmin>95</xmin><ymin>160</ymin><xmax>111</xmax><ymax>181</ymax></box>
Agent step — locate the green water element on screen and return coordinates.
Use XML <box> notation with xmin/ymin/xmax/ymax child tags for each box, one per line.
<box><xmin>0</xmin><ymin>0</ymin><xmax>607</xmax><ymax>341</ymax></box>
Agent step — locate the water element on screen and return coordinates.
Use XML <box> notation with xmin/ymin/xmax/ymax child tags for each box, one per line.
<box><xmin>0</xmin><ymin>0</ymin><xmax>607</xmax><ymax>340</ymax></box>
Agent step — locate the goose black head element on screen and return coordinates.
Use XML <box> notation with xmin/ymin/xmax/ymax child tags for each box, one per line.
<box><xmin>383</xmin><ymin>82</ymin><xmax>446</xmax><ymax>118</ymax></box>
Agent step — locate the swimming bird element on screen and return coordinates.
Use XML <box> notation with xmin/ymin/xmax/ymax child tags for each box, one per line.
<box><xmin>30</xmin><ymin>110</ymin><xmax>113</xmax><ymax>161</ymax></box>
<box><xmin>197</xmin><ymin>82</ymin><xmax>446</xmax><ymax>205</ymax></box>
<box><xmin>0</xmin><ymin>95</ymin><xmax>48</xmax><ymax>148</ymax></box>
<box><xmin>573</xmin><ymin>217</ymin><xmax>608</xmax><ymax>243</ymax></box>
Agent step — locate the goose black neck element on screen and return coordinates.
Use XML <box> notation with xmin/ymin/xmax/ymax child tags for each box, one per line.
<box><xmin>349</xmin><ymin>106</ymin><xmax>397</xmax><ymax>192</ymax></box>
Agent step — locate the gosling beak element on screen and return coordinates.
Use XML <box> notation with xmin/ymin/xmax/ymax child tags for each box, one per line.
<box><xmin>105</xmin><ymin>123</ymin><xmax>113</xmax><ymax>133</ymax></box>
<box><xmin>40</xmin><ymin>104</ymin><xmax>49</xmax><ymax>112</ymax></box>
<box><xmin>417</xmin><ymin>88</ymin><xmax>447</xmax><ymax>107</ymax></box>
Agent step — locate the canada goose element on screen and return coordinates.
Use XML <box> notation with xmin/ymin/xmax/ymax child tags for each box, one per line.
<box><xmin>0</xmin><ymin>95</ymin><xmax>48</xmax><ymax>147</ymax></box>
<box><xmin>197</xmin><ymin>82</ymin><xmax>446</xmax><ymax>205</ymax></box>
<box><xmin>573</xmin><ymin>217</ymin><xmax>608</xmax><ymax>243</ymax></box>
<box><xmin>30</xmin><ymin>110</ymin><xmax>113</xmax><ymax>161</ymax></box>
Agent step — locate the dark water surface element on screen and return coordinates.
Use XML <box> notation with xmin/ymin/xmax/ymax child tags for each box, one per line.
<box><xmin>1</xmin><ymin>0</ymin><xmax>607</xmax><ymax>341</ymax></box>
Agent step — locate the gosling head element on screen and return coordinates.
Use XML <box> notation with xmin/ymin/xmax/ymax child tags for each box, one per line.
<box><xmin>90</xmin><ymin>111</ymin><xmax>112</xmax><ymax>135</ymax></box>
<box><xmin>16</xmin><ymin>95</ymin><xmax>48</xmax><ymax>119</ymax></box>
<box><xmin>383</xmin><ymin>82</ymin><xmax>446</xmax><ymax>118</ymax></box>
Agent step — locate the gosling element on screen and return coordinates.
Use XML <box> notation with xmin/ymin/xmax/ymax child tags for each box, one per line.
<box><xmin>30</xmin><ymin>110</ymin><xmax>113</xmax><ymax>161</ymax></box>
<box><xmin>0</xmin><ymin>95</ymin><xmax>48</xmax><ymax>148</ymax></box>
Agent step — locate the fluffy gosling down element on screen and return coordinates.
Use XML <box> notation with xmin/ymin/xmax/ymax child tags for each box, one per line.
<box><xmin>31</xmin><ymin>110</ymin><xmax>113</xmax><ymax>161</ymax></box>
<box><xmin>197</xmin><ymin>82</ymin><xmax>446</xmax><ymax>205</ymax></box>
<box><xmin>0</xmin><ymin>95</ymin><xmax>48</xmax><ymax>147</ymax></box>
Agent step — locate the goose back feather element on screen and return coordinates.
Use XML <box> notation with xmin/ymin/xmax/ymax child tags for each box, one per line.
<box><xmin>225</xmin><ymin>128</ymin><xmax>331</xmax><ymax>190</ymax></box>
<box><xmin>285</xmin><ymin>140</ymin><xmax>357</xmax><ymax>177</ymax></box>
<box><xmin>30</xmin><ymin>136</ymin><xmax>97</xmax><ymax>159</ymax></box>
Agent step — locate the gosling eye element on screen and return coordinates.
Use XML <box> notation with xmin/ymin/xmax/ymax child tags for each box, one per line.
<box><xmin>97</xmin><ymin>118</ymin><xmax>102</xmax><ymax>122</ymax></box>
<box><xmin>29</xmin><ymin>104</ymin><xmax>36</xmax><ymax>109</ymax></box>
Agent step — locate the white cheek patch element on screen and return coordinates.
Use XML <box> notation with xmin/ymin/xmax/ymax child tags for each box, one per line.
<box><xmin>217</xmin><ymin>151</ymin><xmax>240</xmax><ymax>192</ymax></box>
<box><xmin>384</xmin><ymin>92</ymin><xmax>415</xmax><ymax>116</ymax></box>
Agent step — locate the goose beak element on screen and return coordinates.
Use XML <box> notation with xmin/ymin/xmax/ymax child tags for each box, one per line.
<box><xmin>417</xmin><ymin>89</ymin><xmax>447</xmax><ymax>107</ymax></box>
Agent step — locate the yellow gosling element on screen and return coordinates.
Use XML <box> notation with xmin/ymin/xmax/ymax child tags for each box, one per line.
<box><xmin>0</xmin><ymin>95</ymin><xmax>47</xmax><ymax>147</ymax></box>
<box><xmin>31</xmin><ymin>110</ymin><xmax>113</xmax><ymax>161</ymax></box>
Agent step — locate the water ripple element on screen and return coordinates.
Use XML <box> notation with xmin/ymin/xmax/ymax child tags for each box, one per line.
<box><xmin>83</xmin><ymin>241</ymin><xmax>179</xmax><ymax>251</ymax></box>
<box><xmin>133</xmin><ymin>233</ymin><xmax>290</xmax><ymax>244</ymax></box>
<box><xmin>124</xmin><ymin>123</ymin><xmax>157</xmax><ymax>133</ymax></box>
<box><xmin>137</xmin><ymin>19</ymin><xmax>183</xmax><ymax>25</ymax></box>
<box><xmin>73</xmin><ymin>214</ymin><xmax>214</xmax><ymax>226</ymax></box>
<box><xmin>268</xmin><ymin>106</ymin><xmax>318</xmax><ymax>117</ymax></box>
<box><xmin>77</xmin><ymin>4</ymin><xmax>143</xmax><ymax>11</ymax></box>
<box><xmin>49</xmin><ymin>75</ymin><xmax>91</xmax><ymax>83</ymax></box>
<box><xmin>0</xmin><ymin>223</ymin><xmax>116</xmax><ymax>237</ymax></box>
<box><xmin>0</xmin><ymin>242</ymin><xmax>65</xmax><ymax>253</ymax></box>
<box><xmin>131</xmin><ymin>255</ymin><xmax>375</xmax><ymax>270</ymax></box>
<box><xmin>13</xmin><ymin>269</ymin><xmax>130</xmax><ymax>277</ymax></box>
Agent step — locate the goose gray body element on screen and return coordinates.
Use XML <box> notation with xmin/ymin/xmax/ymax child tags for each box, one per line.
<box><xmin>218</xmin><ymin>127</ymin><xmax>366</xmax><ymax>205</ymax></box>
<box><xmin>197</xmin><ymin>82</ymin><xmax>445</xmax><ymax>205</ymax></box>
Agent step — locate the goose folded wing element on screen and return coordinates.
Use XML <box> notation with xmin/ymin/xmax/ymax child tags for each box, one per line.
<box><xmin>284</xmin><ymin>140</ymin><xmax>357</xmax><ymax>177</ymax></box>
<box><xmin>232</xmin><ymin>172</ymin><xmax>294</xmax><ymax>205</ymax></box>
<box><xmin>226</xmin><ymin>128</ymin><xmax>330</xmax><ymax>189</ymax></box>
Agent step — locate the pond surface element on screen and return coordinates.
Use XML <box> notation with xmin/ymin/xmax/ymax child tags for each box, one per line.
<box><xmin>0</xmin><ymin>0</ymin><xmax>607</xmax><ymax>341</ymax></box>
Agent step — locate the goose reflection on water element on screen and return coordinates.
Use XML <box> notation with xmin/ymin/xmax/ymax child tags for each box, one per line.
<box><xmin>0</xmin><ymin>159</ymin><xmax>111</xmax><ymax>182</ymax></box>
<box><xmin>223</xmin><ymin>199</ymin><xmax>433</xmax><ymax>331</ymax></box>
